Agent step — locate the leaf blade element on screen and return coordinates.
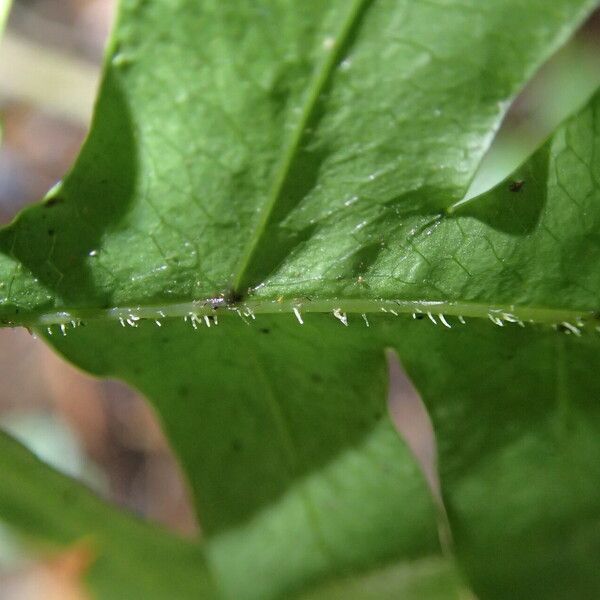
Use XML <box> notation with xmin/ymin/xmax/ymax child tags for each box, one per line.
<box><xmin>0</xmin><ymin>0</ymin><xmax>596</xmax><ymax>320</ymax></box>
<box><xmin>1</xmin><ymin>1</ymin><xmax>600</xmax><ymax>599</ymax></box>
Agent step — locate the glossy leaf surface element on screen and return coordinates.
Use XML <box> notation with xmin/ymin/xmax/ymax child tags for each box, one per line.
<box><xmin>0</xmin><ymin>1</ymin><xmax>599</xmax><ymax>599</ymax></box>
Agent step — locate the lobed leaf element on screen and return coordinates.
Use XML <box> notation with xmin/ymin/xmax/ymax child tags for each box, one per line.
<box><xmin>0</xmin><ymin>1</ymin><xmax>599</xmax><ymax>599</ymax></box>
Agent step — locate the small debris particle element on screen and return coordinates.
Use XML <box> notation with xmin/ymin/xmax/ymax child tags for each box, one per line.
<box><xmin>509</xmin><ymin>180</ymin><xmax>524</xmax><ymax>192</ymax></box>
<box><xmin>224</xmin><ymin>289</ymin><xmax>244</xmax><ymax>305</ymax></box>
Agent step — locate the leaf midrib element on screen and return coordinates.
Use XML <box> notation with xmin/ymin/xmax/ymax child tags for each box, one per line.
<box><xmin>231</xmin><ymin>0</ymin><xmax>369</xmax><ymax>292</ymax></box>
<box><xmin>17</xmin><ymin>298</ymin><xmax>598</xmax><ymax>332</ymax></box>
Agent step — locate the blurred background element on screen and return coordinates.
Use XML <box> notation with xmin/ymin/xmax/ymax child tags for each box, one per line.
<box><xmin>0</xmin><ymin>1</ymin><xmax>598</xmax><ymax>597</ymax></box>
<box><xmin>0</xmin><ymin>3</ymin><xmax>197</xmax><ymax>596</ymax></box>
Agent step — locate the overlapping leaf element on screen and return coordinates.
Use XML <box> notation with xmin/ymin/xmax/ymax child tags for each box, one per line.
<box><xmin>0</xmin><ymin>431</ymin><xmax>219</xmax><ymax>599</ymax></box>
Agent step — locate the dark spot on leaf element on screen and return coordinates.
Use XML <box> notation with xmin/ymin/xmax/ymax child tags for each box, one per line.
<box><xmin>47</xmin><ymin>229</ymin><xmax>55</xmax><ymax>236</ymax></box>
<box><xmin>224</xmin><ymin>288</ymin><xmax>244</xmax><ymax>305</ymax></box>
<box><xmin>232</xmin><ymin>439</ymin><xmax>243</xmax><ymax>452</ymax></box>
<box><xmin>259</xmin><ymin>328</ymin><xmax>270</xmax><ymax>334</ymax></box>
<box><xmin>415</xmin><ymin>313</ymin><xmax>425</xmax><ymax>320</ymax></box>
<box><xmin>509</xmin><ymin>180</ymin><xmax>524</xmax><ymax>192</ymax></box>
<box><xmin>44</xmin><ymin>197</ymin><xmax>64</xmax><ymax>208</ymax></box>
